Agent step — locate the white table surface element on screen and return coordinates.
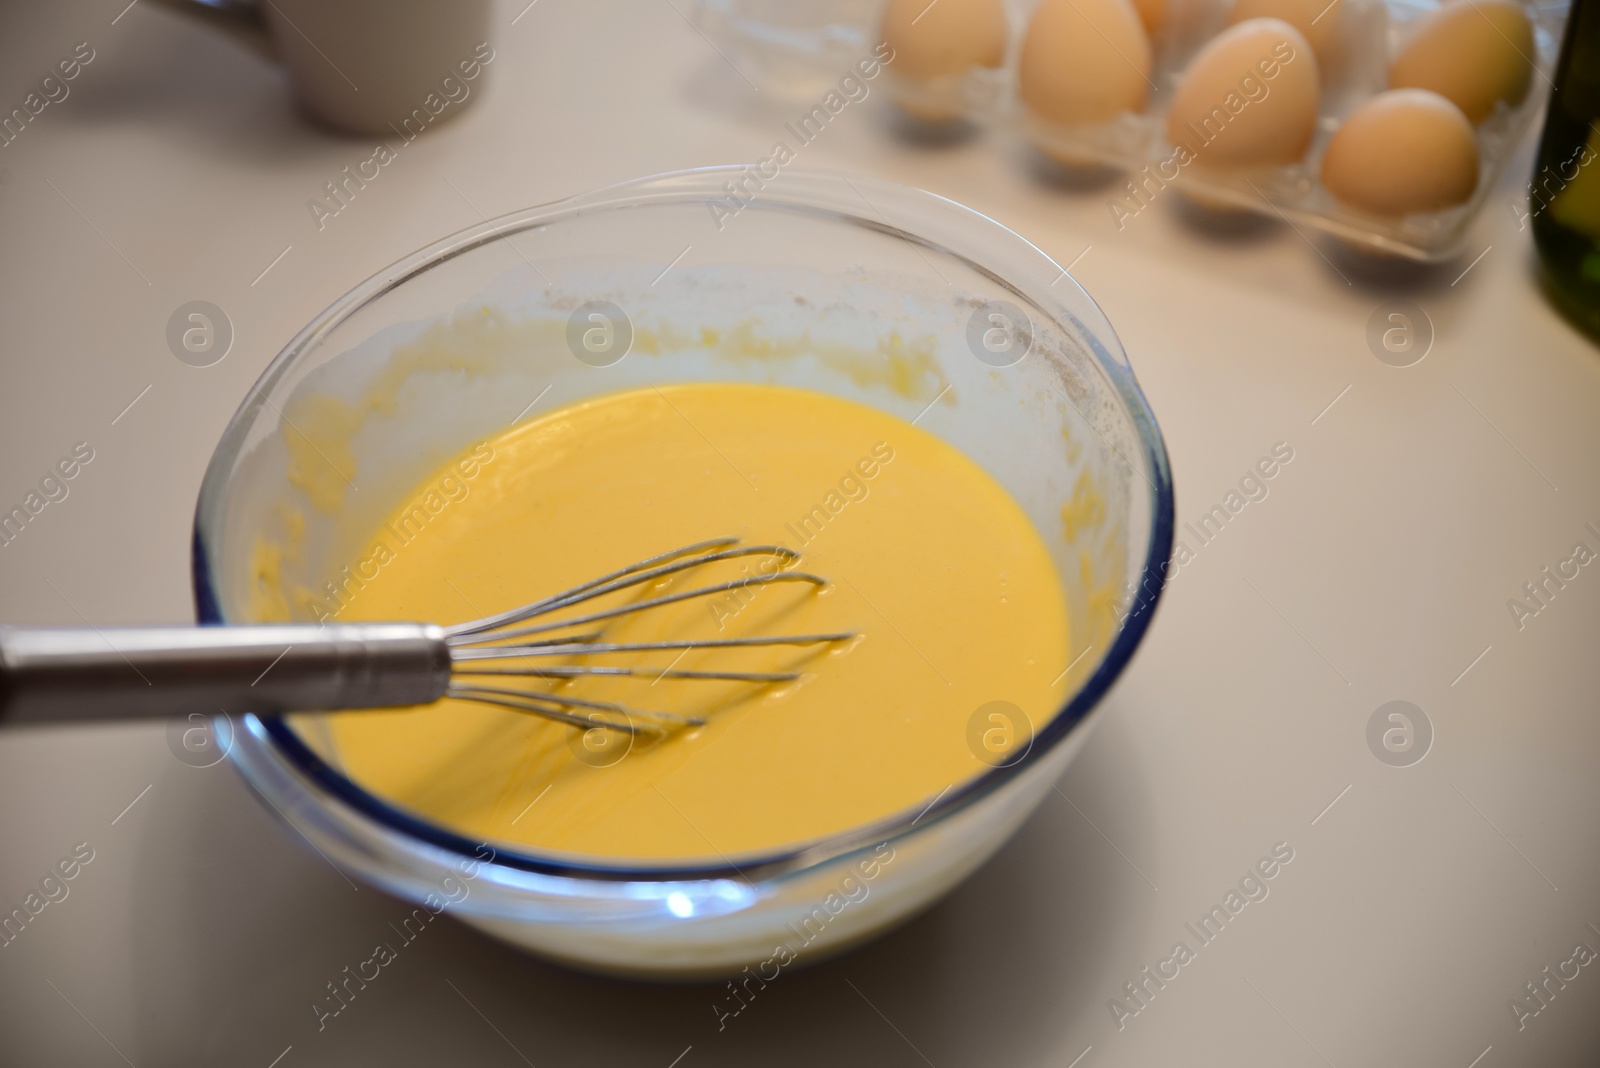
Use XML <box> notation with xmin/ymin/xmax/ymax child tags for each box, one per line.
<box><xmin>2</xmin><ymin>2</ymin><xmax>1598</xmax><ymax>1065</ymax></box>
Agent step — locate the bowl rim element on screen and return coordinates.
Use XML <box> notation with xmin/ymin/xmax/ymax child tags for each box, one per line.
<box><xmin>193</xmin><ymin>166</ymin><xmax>1175</xmax><ymax>885</ymax></box>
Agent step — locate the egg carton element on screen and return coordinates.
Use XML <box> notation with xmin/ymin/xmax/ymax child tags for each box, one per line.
<box><xmin>693</xmin><ymin>0</ymin><xmax>1569</xmax><ymax>262</ymax></box>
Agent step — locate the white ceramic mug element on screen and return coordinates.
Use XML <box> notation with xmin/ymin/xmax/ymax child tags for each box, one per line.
<box><xmin>151</xmin><ymin>0</ymin><xmax>493</xmax><ymax>136</ymax></box>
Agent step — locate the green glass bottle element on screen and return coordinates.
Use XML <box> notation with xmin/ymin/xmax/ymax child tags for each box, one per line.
<box><xmin>1531</xmin><ymin>0</ymin><xmax>1600</xmax><ymax>340</ymax></box>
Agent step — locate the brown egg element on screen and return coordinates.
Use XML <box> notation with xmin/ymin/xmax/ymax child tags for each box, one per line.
<box><xmin>1321</xmin><ymin>89</ymin><xmax>1479</xmax><ymax>214</ymax></box>
<box><xmin>1390</xmin><ymin>0</ymin><xmax>1534</xmax><ymax>124</ymax></box>
<box><xmin>880</xmin><ymin>0</ymin><xmax>1008</xmax><ymax>79</ymax></box>
<box><xmin>1164</xmin><ymin>19</ymin><xmax>1320</xmax><ymax>169</ymax></box>
<box><xmin>1130</xmin><ymin>0</ymin><xmax>1168</xmax><ymax>37</ymax></box>
<box><xmin>1019</xmin><ymin>0</ymin><xmax>1152</xmax><ymax>128</ymax></box>
<box><xmin>1228</xmin><ymin>0</ymin><xmax>1341</xmax><ymax>61</ymax></box>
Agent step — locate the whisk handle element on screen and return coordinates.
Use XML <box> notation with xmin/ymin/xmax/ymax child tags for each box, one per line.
<box><xmin>0</xmin><ymin>623</ymin><xmax>451</xmax><ymax>726</ymax></box>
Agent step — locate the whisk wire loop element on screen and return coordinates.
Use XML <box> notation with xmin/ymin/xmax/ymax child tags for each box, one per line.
<box><xmin>444</xmin><ymin>540</ymin><xmax>799</xmax><ymax>639</ymax></box>
<box><xmin>455</xmin><ymin>571</ymin><xmax>827</xmax><ymax>647</ymax></box>
<box><xmin>442</xmin><ymin>539</ymin><xmax>852</xmax><ymax>735</ymax></box>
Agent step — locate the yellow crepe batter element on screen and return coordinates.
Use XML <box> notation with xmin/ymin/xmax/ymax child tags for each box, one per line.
<box><xmin>307</xmin><ymin>383</ymin><xmax>1070</xmax><ymax>860</ymax></box>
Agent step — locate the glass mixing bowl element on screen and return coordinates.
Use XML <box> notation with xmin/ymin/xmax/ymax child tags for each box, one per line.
<box><xmin>194</xmin><ymin>168</ymin><xmax>1174</xmax><ymax>978</ymax></box>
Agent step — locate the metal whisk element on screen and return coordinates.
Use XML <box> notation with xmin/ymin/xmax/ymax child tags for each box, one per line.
<box><xmin>0</xmin><ymin>538</ymin><xmax>852</xmax><ymax>735</ymax></box>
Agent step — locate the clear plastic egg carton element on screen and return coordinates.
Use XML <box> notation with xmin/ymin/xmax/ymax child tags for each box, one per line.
<box><xmin>693</xmin><ymin>0</ymin><xmax>1569</xmax><ymax>261</ymax></box>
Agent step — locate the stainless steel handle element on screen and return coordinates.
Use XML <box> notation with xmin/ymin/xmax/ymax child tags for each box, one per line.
<box><xmin>0</xmin><ymin>624</ymin><xmax>452</xmax><ymax>726</ymax></box>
